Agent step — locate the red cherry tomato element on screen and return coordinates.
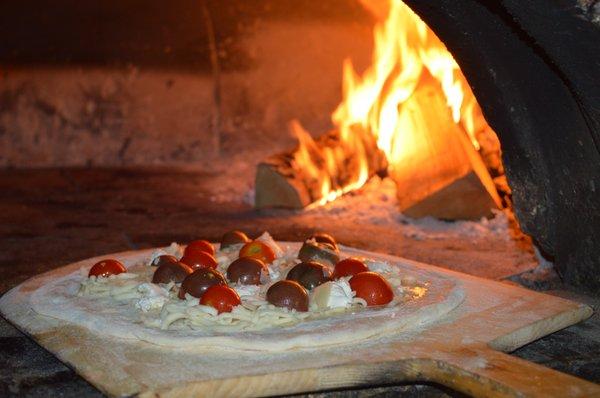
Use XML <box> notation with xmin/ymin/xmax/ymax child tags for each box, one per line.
<box><xmin>184</xmin><ymin>240</ymin><xmax>215</xmax><ymax>256</ymax></box>
<box><xmin>349</xmin><ymin>272</ymin><xmax>394</xmax><ymax>306</ymax></box>
<box><xmin>200</xmin><ymin>285</ymin><xmax>241</xmax><ymax>314</ymax></box>
<box><xmin>239</xmin><ymin>241</ymin><xmax>276</xmax><ymax>264</ymax></box>
<box><xmin>332</xmin><ymin>258</ymin><xmax>369</xmax><ymax>279</ymax></box>
<box><xmin>88</xmin><ymin>259</ymin><xmax>126</xmax><ymax>278</ymax></box>
<box><xmin>180</xmin><ymin>250</ymin><xmax>218</xmax><ymax>270</ymax></box>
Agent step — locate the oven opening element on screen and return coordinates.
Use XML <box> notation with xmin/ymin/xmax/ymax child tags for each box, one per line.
<box><xmin>255</xmin><ymin>0</ymin><xmax>508</xmax><ymax>227</ymax></box>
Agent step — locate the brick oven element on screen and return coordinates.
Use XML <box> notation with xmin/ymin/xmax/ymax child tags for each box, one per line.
<box><xmin>1</xmin><ymin>0</ymin><xmax>599</xmax><ymax>396</ymax></box>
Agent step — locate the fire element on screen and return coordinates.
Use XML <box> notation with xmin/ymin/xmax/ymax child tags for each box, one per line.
<box><xmin>291</xmin><ymin>0</ymin><xmax>490</xmax><ymax>205</ymax></box>
<box><xmin>290</xmin><ymin>121</ymin><xmax>371</xmax><ymax>208</ymax></box>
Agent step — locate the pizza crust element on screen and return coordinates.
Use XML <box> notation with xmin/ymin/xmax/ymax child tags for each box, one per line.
<box><xmin>21</xmin><ymin>243</ymin><xmax>465</xmax><ymax>352</ymax></box>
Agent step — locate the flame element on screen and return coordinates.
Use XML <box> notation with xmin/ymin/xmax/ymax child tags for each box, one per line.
<box><xmin>291</xmin><ymin>0</ymin><xmax>491</xmax><ymax>206</ymax></box>
<box><xmin>289</xmin><ymin>120</ymin><xmax>370</xmax><ymax>208</ymax></box>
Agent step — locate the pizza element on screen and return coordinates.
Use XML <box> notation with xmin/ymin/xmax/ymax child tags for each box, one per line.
<box><xmin>22</xmin><ymin>231</ymin><xmax>465</xmax><ymax>351</ymax></box>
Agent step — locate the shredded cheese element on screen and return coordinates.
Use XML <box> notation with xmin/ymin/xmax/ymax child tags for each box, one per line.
<box><xmin>77</xmin><ymin>241</ymin><xmax>422</xmax><ymax>333</ymax></box>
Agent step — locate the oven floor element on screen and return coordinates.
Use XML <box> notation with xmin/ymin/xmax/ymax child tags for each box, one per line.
<box><xmin>0</xmin><ymin>168</ymin><xmax>598</xmax><ymax>397</ymax></box>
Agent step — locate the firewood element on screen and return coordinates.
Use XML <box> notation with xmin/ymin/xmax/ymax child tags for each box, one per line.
<box><xmin>390</xmin><ymin>76</ymin><xmax>501</xmax><ymax>220</ymax></box>
<box><xmin>255</xmin><ymin>75</ymin><xmax>500</xmax><ymax>219</ymax></box>
<box><xmin>255</xmin><ymin>157</ymin><xmax>311</xmax><ymax>209</ymax></box>
<box><xmin>255</xmin><ymin>127</ymin><xmax>388</xmax><ymax>209</ymax></box>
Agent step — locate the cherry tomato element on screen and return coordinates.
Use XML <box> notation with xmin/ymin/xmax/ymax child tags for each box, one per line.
<box><xmin>220</xmin><ymin>230</ymin><xmax>251</xmax><ymax>249</ymax></box>
<box><xmin>266</xmin><ymin>280</ymin><xmax>309</xmax><ymax>312</ymax></box>
<box><xmin>332</xmin><ymin>258</ymin><xmax>369</xmax><ymax>279</ymax></box>
<box><xmin>185</xmin><ymin>240</ymin><xmax>215</xmax><ymax>256</ymax></box>
<box><xmin>286</xmin><ymin>261</ymin><xmax>332</xmax><ymax>290</ymax></box>
<box><xmin>152</xmin><ymin>261</ymin><xmax>192</xmax><ymax>284</ymax></box>
<box><xmin>88</xmin><ymin>259</ymin><xmax>126</xmax><ymax>278</ymax></box>
<box><xmin>239</xmin><ymin>241</ymin><xmax>276</xmax><ymax>264</ymax></box>
<box><xmin>227</xmin><ymin>257</ymin><xmax>267</xmax><ymax>285</ymax></box>
<box><xmin>309</xmin><ymin>232</ymin><xmax>338</xmax><ymax>250</ymax></box>
<box><xmin>200</xmin><ymin>285</ymin><xmax>241</xmax><ymax>314</ymax></box>
<box><xmin>349</xmin><ymin>272</ymin><xmax>394</xmax><ymax>306</ymax></box>
<box><xmin>180</xmin><ymin>250</ymin><xmax>218</xmax><ymax>270</ymax></box>
<box><xmin>179</xmin><ymin>268</ymin><xmax>226</xmax><ymax>299</ymax></box>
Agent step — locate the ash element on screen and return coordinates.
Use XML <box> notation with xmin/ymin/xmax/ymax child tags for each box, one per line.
<box><xmin>304</xmin><ymin>177</ymin><xmax>511</xmax><ymax>242</ymax></box>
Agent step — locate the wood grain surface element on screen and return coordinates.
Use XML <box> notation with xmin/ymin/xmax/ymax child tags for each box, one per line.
<box><xmin>1</xmin><ymin>247</ymin><xmax>597</xmax><ymax>397</ymax></box>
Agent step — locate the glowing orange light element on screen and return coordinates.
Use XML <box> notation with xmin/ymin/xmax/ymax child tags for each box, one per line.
<box><xmin>291</xmin><ymin>0</ymin><xmax>490</xmax><ymax>206</ymax></box>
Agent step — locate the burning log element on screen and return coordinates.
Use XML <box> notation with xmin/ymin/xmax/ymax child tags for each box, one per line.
<box><xmin>255</xmin><ymin>0</ymin><xmax>502</xmax><ymax>219</ymax></box>
<box><xmin>389</xmin><ymin>77</ymin><xmax>502</xmax><ymax>220</ymax></box>
<box><xmin>254</xmin><ymin>124</ymin><xmax>388</xmax><ymax>208</ymax></box>
<box><xmin>254</xmin><ymin>75</ymin><xmax>501</xmax><ymax>219</ymax></box>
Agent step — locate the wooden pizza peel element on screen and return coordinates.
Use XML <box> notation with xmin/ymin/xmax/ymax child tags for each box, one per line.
<box><xmin>0</xmin><ymin>246</ymin><xmax>598</xmax><ymax>397</ymax></box>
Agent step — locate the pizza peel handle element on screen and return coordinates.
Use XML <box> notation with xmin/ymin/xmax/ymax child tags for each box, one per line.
<box><xmin>137</xmin><ymin>346</ymin><xmax>600</xmax><ymax>398</ymax></box>
<box><xmin>282</xmin><ymin>347</ymin><xmax>600</xmax><ymax>398</ymax></box>
<box><xmin>391</xmin><ymin>346</ymin><xmax>600</xmax><ymax>398</ymax></box>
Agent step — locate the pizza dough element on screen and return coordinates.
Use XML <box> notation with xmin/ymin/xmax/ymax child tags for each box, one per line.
<box><xmin>6</xmin><ymin>243</ymin><xmax>465</xmax><ymax>352</ymax></box>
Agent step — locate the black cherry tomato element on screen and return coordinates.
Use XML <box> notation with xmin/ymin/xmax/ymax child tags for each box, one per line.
<box><xmin>297</xmin><ymin>241</ymin><xmax>339</xmax><ymax>266</ymax></box>
<box><xmin>179</xmin><ymin>268</ymin><xmax>226</xmax><ymax>299</ymax></box>
<box><xmin>200</xmin><ymin>285</ymin><xmax>241</xmax><ymax>314</ymax></box>
<box><xmin>239</xmin><ymin>241</ymin><xmax>276</xmax><ymax>264</ymax></box>
<box><xmin>227</xmin><ymin>257</ymin><xmax>267</xmax><ymax>285</ymax></box>
<box><xmin>349</xmin><ymin>272</ymin><xmax>394</xmax><ymax>306</ymax></box>
<box><xmin>150</xmin><ymin>254</ymin><xmax>178</xmax><ymax>268</ymax></box>
<box><xmin>152</xmin><ymin>261</ymin><xmax>193</xmax><ymax>284</ymax></box>
<box><xmin>309</xmin><ymin>232</ymin><xmax>338</xmax><ymax>250</ymax></box>
<box><xmin>88</xmin><ymin>259</ymin><xmax>127</xmax><ymax>278</ymax></box>
<box><xmin>220</xmin><ymin>230</ymin><xmax>251</xmax><ymax>249</ymax></box>
<box><xmin>332</xmin><ymin>258</ymin><xmax>369</xmax><ymax>279</ymax></box>
<box><xmin>266</xmin><ymin>280</ymin><xmax>309</xmax><ymax>312</ymax></box>
<box><xmin>286</xmin><ymin>261</ymin><xmax>332</xmax><ymax>290</ymax></box>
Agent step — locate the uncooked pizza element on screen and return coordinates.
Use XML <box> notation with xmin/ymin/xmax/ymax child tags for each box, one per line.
<box><xmin>28</xmin><ymin>231</ymin><xmax>465</xmax><ymax>351</ymax></box>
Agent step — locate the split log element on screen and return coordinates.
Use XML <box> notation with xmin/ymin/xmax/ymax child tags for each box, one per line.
<box><xmin>255</xmin><ymin>74</ymin><xmax>501</xmax><ymax>220</ymax></box>
<box><xmin>389</xmin><ymin>75</ymin><xmax>502</xmax><ymax>220</ymax></box>
<box><xmin>254</xmin><ymin>126</ymin><xmax>388</xmax><ymax>209</ymax></box>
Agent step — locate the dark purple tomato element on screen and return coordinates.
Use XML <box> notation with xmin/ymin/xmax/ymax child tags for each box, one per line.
<box><xmin>226</xmin><ymin>257</ymin><xmax>267</xmax><ymax>285</ymax></box>
<box><xmin>286</xmin><ymin>261</ymin><xmax>332</xmax><ymax>290</ymax></box>
<box><xmin>266</xmin><ymin>280</ymin><xmax>309</xmax><ymax>312</ymax></box>
<box><xmin>220</xmin><ymin>230</ymin><xmax>251</xmax><ymax>249</ymax></box>
<box><xmin>309</xmin><ymin>232</ymin><xmax>338</xmax><ymax>250</ymax></box>
<box><xmin>152</xmin><ymin>261</ymin><xmax>193</xmax><ymax>284</ymax></box>
<box><xmin>178</xmin><ymin>268</ymin><xmax>226</xmax><ymax>299</ymax></box>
